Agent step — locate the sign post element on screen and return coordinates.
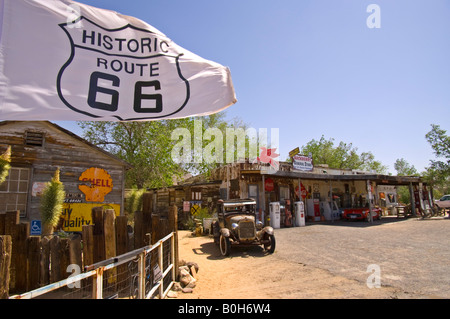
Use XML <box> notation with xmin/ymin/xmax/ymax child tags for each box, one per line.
<box><xmin>30</xmin><ymin>220</ymin><xmax>42</xmax><ymax>236</ymax></box>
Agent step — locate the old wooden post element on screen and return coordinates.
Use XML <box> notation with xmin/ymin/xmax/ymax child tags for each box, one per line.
<box><xmin>168</xmin><ymin>205</ymin><xmax>179</xmax><ymax>280</ymax></box>
<box><xmin>151</xmin><ymin>214</ymin><xmax>159</xmax><ymax>245</ymax></box>
<box><xmin>104</xmin><ymin>209</ymin><xmax>117</xmax><ymax>259</ymax></box>
<box><xmin>134</xmin><ymin>211</ymin><xmax>144</xmax><ymax>248</ymax></box>
<box><xmin>115</xmin><ymin>216</ymin><xmax>128</xmax><ymax>255</ymax></box>
<box><xmin>142</xmin><ymin>193</ymin><xmax>153</xmax><ymax>244</ymax></box>
<box><xmin>4</xmin><ymin>211</ymin><xmax>19</xmax><ymax>237</ymax></box>
<box><xmin>40</xmin><ymin>236</ymin><xmax>50</xmax><ymax>286</ymax></box>
<box><xmin>82</xmin><ymin>225</ymin><xmax>94</xmax><ymax>268</ymax></box>
<box><xmin>50</xmin><ymin>236</ymin><xmax>61</xmax><ymax>283</ymax></box>
<box><xmin>69</xmin><ymin>233</ymin><xmax>82</xmax><ymax>271</ymax></box>
<box><xmin>0</xmin><ymin>214</ymin><xmax>6</xmax><ymax>235</ymax></box>
<box><xmin>115</xmin><ymin>215</ymin><xmax>128</xmax><ymax>293</ymax></box>
<box><xmin>14</xmin><ymin>222</ymin><xmax>29</xmax><ymax>293</ymax></box>
<box><xmin>59</xmin><ymin>238</ymin><xmax>71</xmax><ymax>280</ymax></box>
<box><xmin>27</xmin><ymin>236</ymin><xmax>41</xmax><ymax>291</ymax></box>
<box><xmin>0</xmin><ymin>235</ymin><xmax>12</xmax><ymax>299</ymax></box>
<box><xmin>92</xmin><ymin>207</ymin><xmax>105</xmax><ymax>263</ymax></box>
<box><xmin>104</xmin><ymin>209</ymin><xmax>117</xmax><ymax>287</ymax></box>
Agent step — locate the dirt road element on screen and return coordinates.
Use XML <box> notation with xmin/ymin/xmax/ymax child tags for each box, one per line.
<box><xmin>174</xmin><ymin>217</ymin><xmax>449</xmax><ymax>299</ymax></box>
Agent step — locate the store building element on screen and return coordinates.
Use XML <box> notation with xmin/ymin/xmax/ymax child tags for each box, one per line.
<box><xmin>0</xmin><ymin>121</ymin><xmax>131</xmax><ymax>233</ymax></box>
<box><xmin>148</xmin><ymin>160</ymin><xmax>429</xmax><ymax>226</ymax></box>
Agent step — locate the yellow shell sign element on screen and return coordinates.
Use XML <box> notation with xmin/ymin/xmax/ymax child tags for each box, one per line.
<box><xmin>78</xmin><ymin>167</ymin><xmax>113</xmax><ymax>202</ymax></box>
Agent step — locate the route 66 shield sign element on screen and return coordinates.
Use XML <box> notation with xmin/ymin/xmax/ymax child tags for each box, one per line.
<box><xmin>0</xmin><ymin>0</ymin><xmax>236</xmax><ymax>121</ymax></box>
<box><xmin>58</xmin><ymin>17</ymin><xmax>190</xmax><ymax>121</ymax></box>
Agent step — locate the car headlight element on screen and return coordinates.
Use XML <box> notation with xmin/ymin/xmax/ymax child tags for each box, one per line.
<box><xmin>256</xmin><ymin>221</ymin><xmax>263</xmax><ymax>230</ymax></box>
<box><xmin>231</xmin><ymin>223</ymin><xmax>239</xmax><ymax>231</ymax></box>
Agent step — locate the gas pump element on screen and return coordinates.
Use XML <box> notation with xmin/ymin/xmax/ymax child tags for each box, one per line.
<box><xmin>284</xmin><ymin>199</ymin><xmax>293</xmax><ymax>227</ymax></box>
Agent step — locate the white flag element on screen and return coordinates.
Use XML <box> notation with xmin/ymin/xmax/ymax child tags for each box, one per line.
<box><xmin>0</xmin><ymin>0</ymin><xmax>236</xmax><ymax>121</ymax></box>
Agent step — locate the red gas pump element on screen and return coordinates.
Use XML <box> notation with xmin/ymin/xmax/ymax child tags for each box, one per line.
<box><xmin>313</xmin><ymin>192</ymin><xmax>321</xmax><ymax>221</ymax></box>
<box><xmin>284</xmin><ymin>199</ymin><xmax>293</xmax><ymax>227</ymax></box>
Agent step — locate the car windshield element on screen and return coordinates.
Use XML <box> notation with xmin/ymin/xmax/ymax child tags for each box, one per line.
<box><xmin>224</xmin><ymin>206</ymin><xmax>253</xmax><ymax>213</ymax></box>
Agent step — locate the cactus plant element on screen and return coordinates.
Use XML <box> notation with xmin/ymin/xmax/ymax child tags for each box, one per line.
<box><xmin>0</xmin><ymin>146</ymin><xmax>11</xmax><ymax>185</ymax></box>
<box><xmin>40</xmin><ymin>168</ymin><xmax>66</xmax><ymax>235</ymax></box>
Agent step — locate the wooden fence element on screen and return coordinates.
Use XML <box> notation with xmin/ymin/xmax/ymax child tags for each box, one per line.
<box><xmin>0</xmin><ymin>194</ymin><xmax>177</xmax><ymax>298</ymax></box>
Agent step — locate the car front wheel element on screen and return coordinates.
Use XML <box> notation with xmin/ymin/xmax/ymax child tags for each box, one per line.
<box><xmin>219</xmin><ymin>234</ymin><xmax>231</xmax><ymax>256</ymax></box>
<box><xmin>264</xmin><ymin>234</ymin><xmax>276</xmax><ymax>254</ymax></box>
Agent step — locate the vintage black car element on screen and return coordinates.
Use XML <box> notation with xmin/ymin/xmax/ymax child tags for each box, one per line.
<box><xmin>211</xmin><ymin>198</ymin><xmax>275</xmax><ymax>256</ymax></box>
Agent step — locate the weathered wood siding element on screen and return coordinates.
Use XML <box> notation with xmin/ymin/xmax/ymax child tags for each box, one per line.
<box><xmin>0</xmin><ymin>121</ymin><xmax>128</xmax><ymax>221</ymax></box>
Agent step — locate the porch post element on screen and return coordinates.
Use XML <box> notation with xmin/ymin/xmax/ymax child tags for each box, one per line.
<box><xmin>262</xmin><ymin>174</ymin><xmax>266</xmax><ymax>225</ymax></box>
<box><xmin>409</xmin><ymin>182</ymin><xmax>416</xmax><ymax>217</ymax></box>
<box><xmin>367</xmin><ymin>179</ymin><xmax>373</xmax><ymax>223</ymax></box>
<box><xmin>329</xmin><ymin>180</ymin><xmax>334</xmax><ymax>223</ymax></box>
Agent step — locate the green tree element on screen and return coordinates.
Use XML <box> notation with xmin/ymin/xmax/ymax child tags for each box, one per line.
<box><xmin>394</xmin><ymin>158</ymin><xmax>418</xmax><ymax>176</ymax></box>
<box><xmin>79</xmin><ymin>119</ymin><xmax>189</xmax><ymax>188</ymax></box>
<box><xmin>79</xmin><ymin>113</ymin><xmax>251</xmax><ymax>188</ymax></box>
<box><xmin>394</xmin><ymin>158</ymin><xmax>418</xmax><ymax>204</ymax></box>
<box><xmin>424</xmin><ymin>124</ymin><xmax>450</xmax><ymax>196</ymax></box>
<box><xmin>425</xmin><ymin>124</ymin><xmax>450</xmax><ymax>178</ymax></box>
<box><xmin>300</xmin><ymin>136</ymin><xmax>388</xmax><ymax>173</ymax></box>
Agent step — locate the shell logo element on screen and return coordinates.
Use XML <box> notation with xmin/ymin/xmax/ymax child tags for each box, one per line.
<box><xmin>78</xmin><ymin>167</ymin><xmax>113</xmax><ymax>202</ymax></box>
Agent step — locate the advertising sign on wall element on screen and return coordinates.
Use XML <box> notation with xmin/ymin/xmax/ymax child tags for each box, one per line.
<box><xmin>292</xmin><ymin>155</ymin><xmax>313</xmax><ymax>171</ymax></box>
<box><xmin>61</xmin><ymin>203</ymin><xmax>120</xmax><ymax>232</ymax></box>
<box><xmin>78</xmin><ymin>167</ymin><xmax>113</xmax><ymax>202</ymax></box>
<box><xmin>59</xmin><ymin>167</ymin><xmax>119</xmax><ymax>232</ymax></box>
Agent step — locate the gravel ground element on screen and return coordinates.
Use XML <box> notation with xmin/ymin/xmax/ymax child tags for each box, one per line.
<box><xmin>176</xmin><ymin>216</ymin><xmax>450</xmax><ymax>299</ymax></box>
<box><xmin>274</xmin><ymin>216</ymin><xmax>450</xmax><ymax>298</ymax></box>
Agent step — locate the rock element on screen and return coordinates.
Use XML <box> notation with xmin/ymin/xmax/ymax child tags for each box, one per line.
<box><xmin>182</xmin><ymin>287</ymin><xmax>194</xmax><ymax>293</ymax></box>
<box><xmin>179</xmin><ymin>265</ymin><xmax>190</xmax><ymax>273</ymax></box>
<box><xmin>190</xmin><ymin>265</ymin><xmax>197</xmax><ymax>279</ymax></box>
<box><xmin>186</xmin><ymin>278</ymin><xmax>196</xmax><ymax>289</ymax></box>
<box><xmin>186</xmin><ymin>261</ymin><xmax>198</xmax><ymax>272</ymax></box>
<box><xmin>166</xmin><ymin>290</ymin><xmax>178</xmax><ymax>298</ymax></box>
<box><xmin>179</xmin><ymin>268</ymin><xmax>194</xmax><ymax>287</ymax></box>
<box><xmin>172</xmin><ymin>282</ymin><xmax>183</xmax><ymax>291</ymax></box>
<box><xmin>187</xmin><ymin>261</ymin><xmax>199</xmax><ymax>274</ymax></box>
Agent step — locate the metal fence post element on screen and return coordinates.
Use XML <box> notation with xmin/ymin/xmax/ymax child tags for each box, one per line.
<box><xmin>138</xmin><ymin>251</ymin><xmax>146</xmax><ymax>299</ymax></box>
<box><xmin>171</xmin><ymin>234</ymin><xmax>175</xmax><ymax>284</ymax></box>
<box><xmin>158</xmin><ymin>242</ymin><xmax>163</xmax><ymax>298</ymax></box>
<box><xmin>92</xmin><ymin>268</ymin><xmax>103</xmax><ymax>299</ymax></box>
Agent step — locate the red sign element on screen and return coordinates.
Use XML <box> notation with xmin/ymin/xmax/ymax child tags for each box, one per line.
<box><xmin>265</xmin><ymin>178</ymin><xmax>274</xmax><ymax>192</ymax></box>
<box><xmin>295</xmin><ymin>183</ymin><xmax>308</xmax><ymax>200</ymax></box>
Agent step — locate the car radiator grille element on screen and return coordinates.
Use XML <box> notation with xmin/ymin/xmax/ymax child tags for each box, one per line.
<box><xmin>239</xmin><ymin>220</ymin><xmax>255</xmax><ymax>240</ymax></box>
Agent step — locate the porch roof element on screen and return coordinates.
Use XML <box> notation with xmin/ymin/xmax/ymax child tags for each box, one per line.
<box><xmin>240</xmin><ymin>169</ymin><xmax>424</xmax><ymax>186</ymax></box>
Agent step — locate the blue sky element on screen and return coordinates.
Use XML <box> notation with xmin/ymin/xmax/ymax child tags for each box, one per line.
<box><xmin>56</xmin><ymin>0</ymin><xmax>450</xmax><ymax>174</ymax></box>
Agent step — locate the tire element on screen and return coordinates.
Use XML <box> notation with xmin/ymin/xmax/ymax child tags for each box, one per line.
<box><xmin>219</xmin><ymin>234</ymin><xmax>231</xmax><ymax>256</ymax></box>
<box><xmin>212</xmin><ymin>221</ymin><xmax>220</xmax><ymax>245</ymax></box>
<box><xmin>264</xmin><ymin>234</ymin><xmax>276</xmax><ymax>254</ymax></box>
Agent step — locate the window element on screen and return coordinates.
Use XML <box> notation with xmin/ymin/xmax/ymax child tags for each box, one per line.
<box><xmin>279</xmin><ymin>186</ymin><xmax>290</xmax><ymax>203</ymax></box>
<box><xmin>191</xmin><ymin>189</ymin><xmax>201</xmax><ymax>201</ymax></box>
<box><xmin>248</xmin><ymin>184</ymin><xmax>259</xmax><ymax>210</ymax></box>
<box><xmin>0</xmin><ymin>167</ymin><xmax>30</xmax><ymax>216</ymax></box>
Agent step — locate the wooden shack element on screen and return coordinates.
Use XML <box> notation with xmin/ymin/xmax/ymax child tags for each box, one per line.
<box><xmin>149</xmin><ymin>160</ymin><xmax>428</xmax><ymax>226</ymax></box>
<box><xmin>0</xmin><ymin>121</ymin><xmax>131</xmax><ymax>232</ymax></box>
